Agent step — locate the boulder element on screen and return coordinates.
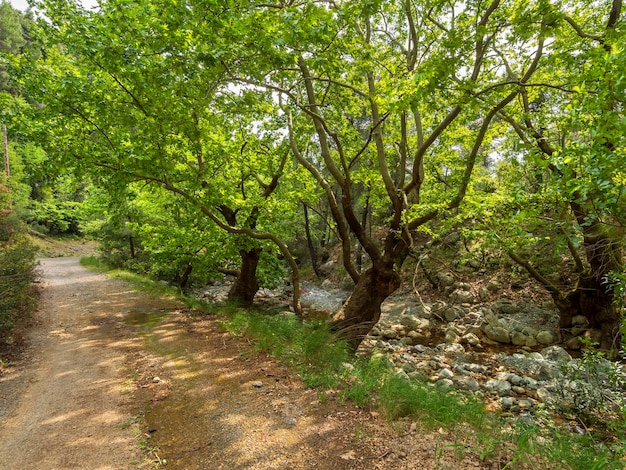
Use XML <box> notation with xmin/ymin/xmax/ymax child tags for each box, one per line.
<box><xmin>382</xmin><ymin>329</ymin><xmax>399</xmax><ymax>339</ymax></box>
<box><xmin>462</xmin><ymin>332</ymin><xmax>481</xmax><ymax>347</ymax></box>
<box><xmin>485</xmin><ymin>379</ymin><xmax>512</xmax><ymax>396</ymax></box>
<box><xmin>450</xmin><ymin>289</ymin><xmax>475</xmax><ymax>304</ymax></box>
<box><xmin>492</xmin><ymin>300</ymin><xmax>519</xmax><ymax>315</ymax></box>
<box><xmin>486</xmin><ymin>279</ymin><xmax>501</xmax><ymax>291</ymax></box>
<box><xmin>445</xmin><ymin>329</ymin><xmax>460</xmax><ymax>344</ymax></box>
<box><xmin>454</xmin><ymin>376</ymin><xmax>480</xmax><ymax>392</ymax></box>
<box><xmin>511</xmin><ymin>331</ymin><xmax>528</xmax><ymax>346</ymax></box>
<box><xmin>540</xmin><ymin>345</ymin><xmax>572</xmax><ymax>363</ymax></box>
<box><xmin>536</xmin><ymin>330</ymin><xmax>556</xmax><ymax>345</ymax></box>
<box><xmin>483</xmin><ymin>324</ymin><xmax>511</xmax><ymax>344</ymax></box>
<box><xmin>444</xmin><ymin>308</ymin><xmax>458</xmax><ymax>322</ymax></box>
<box><xmin>399</xmin><ymin>315</ymin><xmax>422</xmax><ymax>330</ymax></box>
<box><xmin>437</xmin><ymin>272</ymin><xmax>456</xmax><ymax>288</ymax></box>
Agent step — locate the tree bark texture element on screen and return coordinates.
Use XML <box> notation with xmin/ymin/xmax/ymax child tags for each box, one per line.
<box><xmin>228</xmin><ymin>248</ymin><xmax>262</xmax><ymax>307</ymax></box>
<box><xmin>555</xmin><ymin>229</ymin><xmax>623</xmax><ymax>354</ymax></box>
<box><xmin>331</xmin><ymin>262</ymin><xmax>401</xmax><ymax>350</ymax></box>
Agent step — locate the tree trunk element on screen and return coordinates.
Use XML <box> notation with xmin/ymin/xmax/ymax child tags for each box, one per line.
<box><xmin>178</xmin><ymin>262</ymin><xmax>193</xmax><ymax>290</ymax></box>
<box><xmin>555</xmin><ymin>228</ymin><xmax>623</xmax><ymax>354</ymax></box>
<box><xmin>303</xmin><ymin>203</ymin><xmax>322</xmax><ymax>278</ymax></box>
<box><xmin>554</xmin><ymin>275</ymin><xmax>621</xmax><ymax>354</ymax></box>
<box><xmin>228</xmin><ymin>247</ymin><xmax>262</xmax><ymax>307</ymax></box>
<box><xmin>330</xmin><ymin>262</ymin><xmax>401</xmax><ymax>350</ymax></box>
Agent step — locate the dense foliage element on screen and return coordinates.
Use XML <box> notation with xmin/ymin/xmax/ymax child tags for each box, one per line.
<box><xmin>1</xmin><ymin>0</ymin><xmax>623</xmax><ymax>352</ymax></box>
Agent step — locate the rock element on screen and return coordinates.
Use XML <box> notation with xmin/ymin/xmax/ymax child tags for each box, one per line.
<box><xmin>566</xmin><ymin>337</ymin><xmax>583</xmax><ymax>350</ymax></box>
<box><xmin>382</xmin><ymin>329</ymin><xmax>399</xmax><ymax>339</ymax></box>
<box><xmin>395</xmin><ymin>369</ymin><xmax>411</xmax><ymax>381</ymax></box>
<box><xmin>418</xmin><ymin>309</ymin><xmax>432</xmax><ymax>321</ymax></box>
<box><xmin>500</xmin><ymin>397</ymin><xmax>515</xmax><ymax>409</ymax></box>
<box><xmin>319</xmin><ymin>260</ymin><xmax>336</xmax><ymax>275</ymax></box>
<box><xmin>442</xmin><ymin>343</ymin><xmax>465</xmax><ymax>357</ymax></box>
<box><xmin>252</xmin><ymin>381</ymin><xmax>264</xmax><ymax>388</ymax></box>
<box><xmin>496</xmin><ymin>371</ymin><xmax>512</xmax><ymax>381</ymax></box>
<box><xmin>399</xmin><ymin>315</ymin><xmax>422</xmax><ymax>330</ymax></box>
<box><xmin>454</xmin><ymin>376</ymin><xmax>480</xmax><ymax>392</ymax></box>
<box><xmin>442</xmin><ymin>231</ymin><xmax>461</xmax><ymax>246</ymax></box>
<box><xmin>437</xmin><ymin>272</ymin><xmax>456</xmax><ymax>287</ymax></box>
<box><xmin>462</xmin><ymin>333</ymin><xmax>481</xmax><ymax>346</ymax></box>
<box><xmin>465</xmin><ymin>363</ymin><xmax>487</xmax><ymax>373</ymax></box>
<box><xmin>521</xmin><ymin>377</ymin><xmax>539</xmax><ymax>389</ymax></box>
<box><xmin>411</xmin><ymin>345</ymin><xmax>429</xmax><ymax>354</ymax></box>
<box><xmin>483</xmin><ymin>324</ymin><xmax>511</xmax><ymax>344</ymax></box>
<box><xmin>540</xmin><ymin>345</ymin><xmax>572</xmax><ymax>363</ymax></box>
<box><xmin>518</xmin><ymin>399</ymin><xmax>533</xmax><ymax>410</ymax></box>
<box><xmin>485</xmin><ymin>379</ymin><xmax>512</xmax><ymax>396</ymax></box>
<box><xmin>571</xmin><ymin>315</ymin><xmax>587</xmax><ymax>327</ymax></box>
<box><xmin>522</xmin><ymin>326</ymin><xmax>538</xmax><ymax>338</ymax></box>
<box><xmin>407</xmin><ymin>331</ymin><xmax>428</xmax><ymax>343</ymax></box>
<box><xmin>525</xmin><ymin>336</ymin><xmax>538</xmax><ymax>348</ymax></box>
<box><xmin>511</xmin><ymin>331</ymin><xmax>528</xmax><ymax>346</ymax></box>
<box><xmin>493</xmin><ymin>300</ymin><xmax>519</xmax><ymax>315</ymax></box>
<box><xmin>283</xmin><ymin>417</ymin><xmax>297</xmax><ymax>427</ymax></box>
<box><xmin>466</xmin><ymin>259</ymin><xmax>480</xmax><ymax>269</ymax></box>
<box><xmin>478</xmin><ymin>287</ymin><xmax>490</xmax><ymax>302</ymax></box>
<box><xmin>152</xmin><ymin>376</ymin><xmax>162</xmax><ymax>383</ymax></box>
<box><xmin>445</xmin><ymin>329</ymin><xmax>459</xmax><ymax>344</ymax></box>
<box><xmin>439</xmin><ymin>368</ymin><xmax>454</xmax><ymax>379</ymax></box>
<box><xmin>436</xmin><ymin>378</ymin><xmax>455</xmax><ymax>389</ymax></box>
<box><xmin>588</xmin><ymin>329</ymin><xmax>603</xmax><ymax>344</ymax></box>
<box><xmin>536</xmin><ymin>330</ymin><xmax>556</xmax><ymax>345</ymax></box>
<box><xmin>443</xmin><ymin>308</ymin><xmax>458</xmax><ymax>322</ymax></box>
<box><xmin>486</xmin><ymin>279</ymin><xmax>501</xmax><ymax>291</ymax></box>
<box><xmin>536</xmin><ymin>385</ymin><xmax>554</xmax><ymax>403</ymax></box>
<box><xmin>535</xmin><ymin>363</ymin><xmax>562</xmax><ymax>381</ymax></box>
<box><xmin>450</xmin><ymin>289</ymin><xmax>474</xmax><ymax>304</ymax></box>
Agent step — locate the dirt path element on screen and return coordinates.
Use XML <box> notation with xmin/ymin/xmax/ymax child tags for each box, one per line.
<box><xmin>0</xmin><ymin>257</ymin><xmax>172</xmax><ymax>469</ymax></box>
<box><xmin>0</xmin><ymin>257</ymin><xmax>488</xmax><ymax>469</ymax></box>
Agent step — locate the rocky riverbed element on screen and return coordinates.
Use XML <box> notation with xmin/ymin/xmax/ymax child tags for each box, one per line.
<box><xmin>199</xmin><ymin>280</ymin><xmax>626</xmax><ymax>417</ymax></box>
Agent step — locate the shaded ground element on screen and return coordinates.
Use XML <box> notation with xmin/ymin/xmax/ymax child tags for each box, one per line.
<box><xmin>0</xmin><ymin>257</ymin><xmax>493</xmax><ymax>469</ymax></box>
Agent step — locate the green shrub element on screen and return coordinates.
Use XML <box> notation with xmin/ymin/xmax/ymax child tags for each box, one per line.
<box><xmin>0</xmin><ymin>240</ymin><xmax>37</xmax><ymax>336</ymax></box>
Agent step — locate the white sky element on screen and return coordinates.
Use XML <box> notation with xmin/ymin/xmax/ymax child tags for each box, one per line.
<box><xmin>7</xmin><ymin>0</ymin><xmax>99</xmax><ymax>12</ymax></box>
<box><xmin>7</xmin><ymin>0</ymin><xmax>32</xmax><ymax>12</ymax></box>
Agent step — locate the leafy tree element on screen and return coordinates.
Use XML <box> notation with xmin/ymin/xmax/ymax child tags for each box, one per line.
<box><xmin>225</xmin><ymin>0</ymin><xmax>550</xmax><ymax>348</ymax></box>
<box><xmin>482</xmin><ymin>0</ymin><xmax>625</xmax><ymax>353</ymax></box>
<box><xmin>18</xmin><ymin>0</ymin><xmax>304</xmax><ymax>309</ymax></box>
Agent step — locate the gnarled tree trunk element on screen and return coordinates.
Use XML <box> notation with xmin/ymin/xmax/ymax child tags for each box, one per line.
<box><xmin>228</xmin><ymin>247</ymin><xmax>262</xmax><ymax>307</ymax></box>
<box><xmin>556</xmin><ymin>226</ymin><xmax>623</xmax><ymax>354</ymax></box>
<box><xmin>330</xmin><ymin>262</ymin><xmax>401</xmax><ymax>350</ymax></box>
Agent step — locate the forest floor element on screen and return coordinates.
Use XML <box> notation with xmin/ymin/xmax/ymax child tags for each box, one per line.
<box><xmin>0</xmin><ymin>254</ymin><xmax>501</xmax><ymax>469</ymax></box>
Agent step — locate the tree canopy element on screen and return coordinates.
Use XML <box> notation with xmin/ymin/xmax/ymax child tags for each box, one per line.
<box><xmin>4</xmin><ymin>0</ymin><xmax>625</xmax><ymax>353</ymax></box>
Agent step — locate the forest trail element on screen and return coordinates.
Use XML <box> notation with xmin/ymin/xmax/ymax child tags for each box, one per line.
<box><xmin>0</xmin><ymin>257</ymin><xmax>486</xmax><ymax>469</ymax></box>
<box><xmin>0</xmin><ymin>257</ymin><xmax>169</xmax><ymax>469</ymax></box>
